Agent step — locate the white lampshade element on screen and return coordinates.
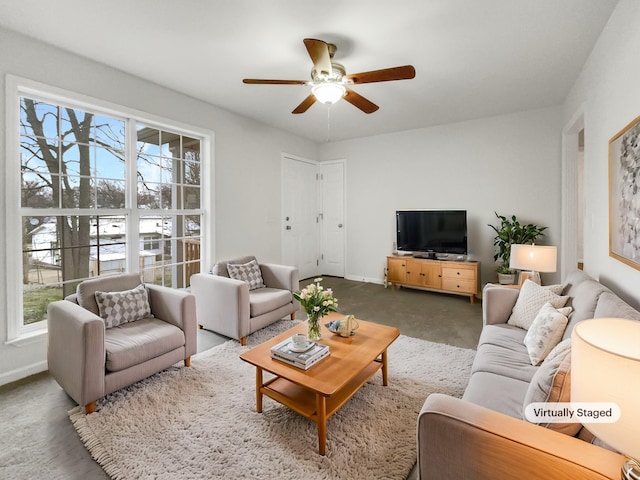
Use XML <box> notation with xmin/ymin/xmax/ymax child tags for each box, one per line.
<box><xmin>572</xmin><ymin>318</ymin><xmax>640</xmax><ymax>464</ymax></box>
<box><xmin>509</xmin><ymin>244</ymin><xmax>557</xmax><ymax>272</ymax></box>
<box><xmin>311</xmin><ymin>83</ymin><xmax>346</xmax><ymax>104</ymax></box>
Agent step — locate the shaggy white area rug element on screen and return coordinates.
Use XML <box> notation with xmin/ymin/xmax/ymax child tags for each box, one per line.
<box><xmin>69</xmin><ymin>320</ymin><xmax>474</xmax><ymax>480</ymax></box>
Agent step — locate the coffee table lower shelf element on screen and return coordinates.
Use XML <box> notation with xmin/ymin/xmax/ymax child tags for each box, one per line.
<box><xmin>257</xmin><ymin>359</ymin><xmax>382</xmax><ymax>454</ymax></box>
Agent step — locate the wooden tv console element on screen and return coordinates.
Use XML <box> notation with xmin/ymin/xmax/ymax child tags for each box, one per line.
<box><xmin>386</xmin><ymin>255</ymin><xmax>480</xmax><ymax>303</ymax></box>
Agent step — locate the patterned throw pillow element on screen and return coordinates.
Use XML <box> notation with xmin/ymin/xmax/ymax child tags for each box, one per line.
<box><xmin>507</xmin><ymin>280</ymin><xmax>569</xmax><ymax>330</ymax></box>
<box><xmin>524</xmin><ymin>302</ymin><xmax>572</xmax><ymax>365</ymax></box>
<box><xmin>94</xmin><ymin>284</ymin><xmax>152</xmax><ymax>328</ymax></box>
<box><xmin>523</xmin><ymin>338</ymin><xmax>581</xmax><ymax>436</ymax></box>
<box><xmin>227</xmin><ymin>259</ymin><xmax>265</xmax><ymax>290</ymax></box>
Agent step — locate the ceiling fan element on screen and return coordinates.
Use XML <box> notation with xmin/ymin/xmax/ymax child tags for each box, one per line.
<box><xmin>243</xmin><ymin>38</ymin><xmax>416</xmax><ymax>114</ymax></box>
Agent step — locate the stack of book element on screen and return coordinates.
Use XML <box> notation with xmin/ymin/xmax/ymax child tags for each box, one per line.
<box><xmin>270</xmin><ymin>338</ymin><xmax>330</xmax><ymax>370</ymax></box>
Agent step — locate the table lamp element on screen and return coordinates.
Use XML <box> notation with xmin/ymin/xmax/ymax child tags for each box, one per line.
<box><xmin>509</xmin><ymin>244</ymin><xmax>557</xmax><ymax>286</ymax></box>
<box><xmin>572</xmin><ymin>318</ymin><xmax>640</xmax><ymax>480</ymax></box>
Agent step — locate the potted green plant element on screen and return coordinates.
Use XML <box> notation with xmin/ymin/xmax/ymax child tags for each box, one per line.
<box><xmin>488</xmin><ymin>212</ymin><xmax>547</xmax><ymax>284</ymax></box>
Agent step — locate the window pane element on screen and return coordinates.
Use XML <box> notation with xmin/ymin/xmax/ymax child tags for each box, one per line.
<box><xmin>21</xmin><ymin>136</ymin><xmax>56</xmax><ymax>174</ymax></box>
<box><xmin>137</xmin><ymin>126</ymin><xmax>161</xmax><ymax>156</ymax></box>
<box><xmin>161</xmin><ymin>131</ymin><xmax>180</xmax><ymax>159</ymax></box>
<box><xmin>23</xmin><ymin>284</ymin><xmax>63</xmax><ymax>325</ymax></box>
<box><xmin>61</xmin><ymin>175</ymin><xmax>94</xmax><ymax>208</ymax></box>
<box><xmin>138</xmin><ymin>181</ymin><xmax>161</xmax><ymax>209</ymax></box>
<box><xmin>93</xmin><ymin>115</ymin><xmax>125</xmax><ymax>151</ymax></box>
<box><xmin>60</xmin><ymin>107</ymin><xmax>93</xmax><ymax>144</ymax></box>
<box><xmin>137</xmin><ymin>154</ymin><xmax>162</xmax><ymax>183</ymax></box>
<box><xmin>95</xmin><ymin>146</ymin><xmax>125</xmax><ymax>180</ymax></box>
<box><xmin>96</xmin><ymin>179</ymin><xmax>125</xmax><ymax>208</ymax></box>
<box><xmin>20</xmin><ymin>99</ymin><xmax>58</xmax><ymax>138</ymax></box>
<box><xmin>184</xmin><ymin>160</ymin><xmax>200</xmax><ymax>185</ymax></box>
<box><xmin>182</xmin><ymin>136</ymin><xmax>200</xmax><ymax>162</ymax></box>
<box><xmin>22</xmin><ymin>174</ymin><xmax>54</xmax><ymax>208</ymax></box>
<box><xmin>183</xmin><ymin>186</ymin><xmax>200</xmax><ymax>209</ymax></box>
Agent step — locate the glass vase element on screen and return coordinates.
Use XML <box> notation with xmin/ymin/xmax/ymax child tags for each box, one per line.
<box><xmin>307</xmin><ymin>312</ymin><xmax>322</xmax><ymax>341</ymax></box>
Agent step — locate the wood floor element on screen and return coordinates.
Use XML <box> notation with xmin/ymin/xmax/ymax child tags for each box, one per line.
<box><xmin>0</xmin><ymin>277</ymin><xmax>482</xmax><ymax>479</ymax></box>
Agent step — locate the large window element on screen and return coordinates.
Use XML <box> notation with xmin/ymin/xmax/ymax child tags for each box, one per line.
<box><xmin>10</xmin><ymin>82</ymin><xmax>208</xmax><ymax>337</ymax></box>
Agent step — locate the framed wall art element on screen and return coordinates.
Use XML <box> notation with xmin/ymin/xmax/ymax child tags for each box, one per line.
<box><xmin>609</xmin><ymin>114</ymin><xmax>640</xmax><ymax>270</ymax></box>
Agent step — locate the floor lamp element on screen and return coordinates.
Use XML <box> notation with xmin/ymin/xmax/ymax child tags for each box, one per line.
<box><xmin>509</xmin><ymin>244</ymin><xmax>557</xmax><ymax>286</ymax></box>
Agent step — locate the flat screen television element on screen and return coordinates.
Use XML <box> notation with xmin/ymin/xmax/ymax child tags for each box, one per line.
<box><xmin>396</xmin><ymin>210</ymin><xmax>468</xmax><ymax>256</ymax></box>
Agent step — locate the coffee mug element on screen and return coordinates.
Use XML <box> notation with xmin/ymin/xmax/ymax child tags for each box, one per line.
<box><xmin>292</xmin><ymin>333</ymin><xmax>307</xmax><ymax>347</ymax></box>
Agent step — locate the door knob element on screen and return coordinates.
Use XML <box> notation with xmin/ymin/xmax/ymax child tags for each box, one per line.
<box><xmin>338</xmin><ymin>224</ymin><xmax>343</xmax><ymax>228</ymax></box>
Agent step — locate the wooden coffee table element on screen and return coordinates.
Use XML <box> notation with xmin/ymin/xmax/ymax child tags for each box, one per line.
<box><xmin>239</xmin><ymin>312</ymin><xmax>400</xmax><ymax>455</ymax></box>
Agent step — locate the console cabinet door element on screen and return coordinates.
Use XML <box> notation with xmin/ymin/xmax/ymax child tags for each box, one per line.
<box><xmin>387</xmin><ymin>257</ymin><xmax>406</xmax><ymax>284</ymax></box>
<box><xmin>406</xmin><ymin>259</ymin><xmax>441</xmax><ymax>289</ymax></box>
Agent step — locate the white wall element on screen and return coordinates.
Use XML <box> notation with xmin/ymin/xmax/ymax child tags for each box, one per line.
<box><xmin>562</xmin><ymin>0</ymin><xmax>640</xmax><ymax>308</ymax></box>
<box><xmin>319</xmin><ymin>106</ymin><xmax>564</xmax><ymax>287</ymax></box>
<box><xmin>0</xmin><ymin>27</ymin><xmax>318</xmax><ymax>385</ymax></box>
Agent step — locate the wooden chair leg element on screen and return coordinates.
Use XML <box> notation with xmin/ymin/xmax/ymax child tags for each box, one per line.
<box><xmin>85</xmin><ymin>401</ymin><xmax>96</xmax><ymax>414</ymax></box>
<box><xmin>291</xmin><ymin>312</ymin><xmax>296</xmax><ymax>320</ymax></box>
<box><xmin>240</xmin><ymin>336</ymin><xmax>247</xmax><ymax>346</ymax></box>
<box><xmin>184</xmin><ymin>357</ymin><xmax>191</xmax><ymax>367</ymax></box>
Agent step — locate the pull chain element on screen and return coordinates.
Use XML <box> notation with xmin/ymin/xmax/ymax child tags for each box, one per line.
<box><xmin>326</xmin><ymin>105</ymin><xmax>331</xmax><ymax>143</ymax></box>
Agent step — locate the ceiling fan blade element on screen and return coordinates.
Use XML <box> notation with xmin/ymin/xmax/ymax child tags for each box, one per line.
<box><xmin>344</xmin><ymin>65</ymin><xmax>416</xmax><ymax>84</ymax></box>
<box><xmin>344</xmin><ymin>88</ymin><xmax>379</xmax><ymax>114</ymax></box>
<box><xmin>292</xmin><ymin>94</ymin><xmax>317</xmax><ymax>114</ymax></box>
<box><xmin>303</xmin><ymin>38</ymin><xmax>332</xmax><ymax>76</ymax></box>
<box><xmin>243</xmin><ymin>79</ymin><xmax>308</xmax><ymax>85</ymax></box>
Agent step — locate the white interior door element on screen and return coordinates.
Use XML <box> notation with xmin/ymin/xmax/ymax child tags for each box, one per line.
<box><xmin>282</xmin><ymin>155</ymin><xmax>319</xmax><ymax>280</ymax></box>
<box><xmin>321</xmin><ymin>161</ymin><xmax>345</xmax><ymax>277</ymax></box>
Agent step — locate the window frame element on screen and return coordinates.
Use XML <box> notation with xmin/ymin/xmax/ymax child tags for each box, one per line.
<box><xmin>5</xmin><ymin>75</ymin><xmax>213</xmax><ymax>343</ymax></box>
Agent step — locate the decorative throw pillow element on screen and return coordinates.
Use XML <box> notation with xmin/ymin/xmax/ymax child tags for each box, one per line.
<box><xmin>94</xmin><ymin>284</ymin><xmax>152</xmax><ymax>328</ymax></box>
<box><xmin>524</xmin><ymin>302</ymin><xmax>572</xmax><ymax>365</ymax></box>
<box><xmin>227</xmin><ymin>259</ymin><xmax>265</xmax><ymax>290</ymax></box>
<box><xmin>507</xmin><ymin>280</ymin><xmax>569</xmax><ymax>330</ymax></box>
<box><xmin>523</xmin><ymin>338</ymin><xmax>581</xmax><ymax>436</ymax></box>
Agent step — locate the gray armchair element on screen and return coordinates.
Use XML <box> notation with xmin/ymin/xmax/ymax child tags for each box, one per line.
<box><xmin>47</xmin><ymin>273</ymin><xmax>197</xmax><ymax>414</ymax></box>
<box><xmin>190</xmin><ymin>256</ymin><xmax>299</xmax><ymax>345</ymax></box>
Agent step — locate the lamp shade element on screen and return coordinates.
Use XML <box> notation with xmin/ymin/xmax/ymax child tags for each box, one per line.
<box><xmin>311</xmin><ymin>83</ymin><xmax>346</xmax><ymax>104</ymax></box>
<box><xmin>509</xmin><ymin>244</ymin><xmax>557</xmax><ymax>272</ymax></box>
<box><xmin>572</xmin><ymin>318</ymin><xmax>640</xmax><ymax>462</ymax></box>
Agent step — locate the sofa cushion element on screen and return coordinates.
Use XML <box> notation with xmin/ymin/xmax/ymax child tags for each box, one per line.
<box><xmin>227</xmin><ymin>259</ymin><xmax>265</xmax><ymax>290</ymax></box>
<box><xmin>561</xmin><ymin>279</ymin><xmax>610</xmax><ymax>340</ymax></box>
<box><xmin>594</xmin><ymin>291</ymin><xmax>640</xmax><ymax>321</ymax></box>
<box><xmin>249</xmin><ymin>288</ymin><xmax>293</xmax><ymax>317</ymax></box>
<box><xmin>507</xmin><ymin>280</ymin><xmax>568</xmax><ymax>330</ymax></box>
<box><xmin>523</xmin><ymin>303</ymin><xmax>571</xmax><ymax>365</ymax></box>
<box><xmin>463</xmin><ymin>371</ymin><xmax>530</xmax><ymax>419</ymax></box>
<box><xmin>95</xmin><ymin>284</ymin><xmax>152</xmax><ymax>328</ymax></box>
<box><xmin>211</xmin><ymin>255</ymin><xmax>256</xmax><ymax>278</ymax></box>
<box><xmin>76</xmin><ymin>272</ymin><xmax>142</xmax><ymax>316</ymax></box>
<box><xmin>473</xmin><ymin>325</ymin><xmax>538</xmax><ymax>383</ymax></box>
<box><xmin>523</xmin><ymin>339</ymin><xmax>581</xmax><ymax>436</ymax></box>
<box><xmin>104</xmin><ymin>317</ymin><xmax>185</xmax><ymax>372</ymax></box>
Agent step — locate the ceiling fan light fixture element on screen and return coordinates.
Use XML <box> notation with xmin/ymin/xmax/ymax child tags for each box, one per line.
<box><xmin>311</xmin><ymin>83</ymin><xmax>346</xmax><ymax>105</ymax></box>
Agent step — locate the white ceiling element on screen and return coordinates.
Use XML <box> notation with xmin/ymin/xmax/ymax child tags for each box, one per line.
<box><xmin>0</xmin><ymin>0</ymin><xmax>618</xmax><ymax>143</ymax></box>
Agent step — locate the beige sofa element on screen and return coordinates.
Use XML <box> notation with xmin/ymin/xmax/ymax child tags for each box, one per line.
<box><xmin>190</xmin><ymin>256</ymin><xmax>299</xmax><ymax>345</ymax></box>
<box><xmin>417</xmin><ymin>270</ymin><xmax>637</xmax><ymax>479</ymax></box>
<box><xmin>48</xmin><ymin>273</ymin><xmax>197</xmax><ymax>413</ymax></box>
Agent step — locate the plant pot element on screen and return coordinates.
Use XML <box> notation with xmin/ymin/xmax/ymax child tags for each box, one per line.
<box><xmin>497</xmin><ymin>273</ymin><xmax>516</xmax><ymax>285</ymax></box>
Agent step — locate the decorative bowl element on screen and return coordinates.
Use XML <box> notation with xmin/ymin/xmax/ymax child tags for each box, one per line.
<box><xmin>325</xmin><ymin>320</ymin><xmax>356</xmax><ymax>336</ymax></box>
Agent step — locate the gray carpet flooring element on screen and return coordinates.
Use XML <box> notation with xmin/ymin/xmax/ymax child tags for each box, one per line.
<box><xmin>0</xmin><ymin>277</ymin><xmax>482</xmax><ymax>480</ymax></box>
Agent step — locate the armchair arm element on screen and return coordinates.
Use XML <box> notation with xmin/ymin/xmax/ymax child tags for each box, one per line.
<box><xmin>47</xmin><ymin>300</ymin><xmax>105</xmax><ymax>408</ymax></box>
<box><xmin>260</xmin><ymin>263</ymin><xmax>299</xmax><ymax>292</ymax></box>
<box><xmin>417</xmin><ymin>394</ymin><xmax>623</xmax><ymax>480</ymax></box>
<box><xmin>190</xmin><ymin>273</ymin><xmax>250</xmax><ymax>340</ymax></box>
<box><xmin>482</xmin><ymin>285</ymin><xmax>520</xmax><ymax>325</ymax></box>
<box><xmin>146</xmin><ymin>284</ymin><xmax>197</xmax><ymax>357</ymax></box>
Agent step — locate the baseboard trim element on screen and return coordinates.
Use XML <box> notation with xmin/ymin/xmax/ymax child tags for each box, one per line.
<box><xmin>344</xmin><ymin>275</ymin><xmax>385</xmax><ymax>285</ymax></box>
<box><xmin>0</xmin><ymin>360</ymin><xmax>47</xmax><ymax>387</ymax></box>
